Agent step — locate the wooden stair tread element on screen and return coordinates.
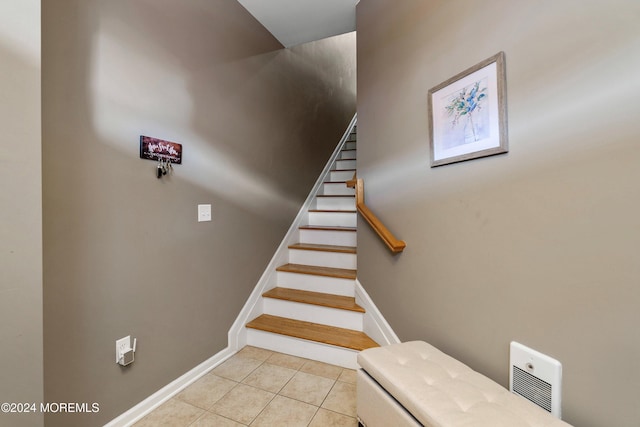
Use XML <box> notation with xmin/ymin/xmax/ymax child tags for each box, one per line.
<box><xmin>332</xmin><ymin>168</ymin><xmax>356</xmax><ymax>172</ymax></box>
<box><xmin>299</xmin><ymin>225</ymin><xmax>356</xmax><ymax>232</ymax></box>
<box><xmin>263</xmin><ymin>287</ymin><xmax>364</xmax><ymax>312</ymax></box>
<box><xmin>246</xmin><ymin>314</ymin><xmax>378</xmax><ymax>351</ymax></box>
<box><xmin>288</xmin><ymin>243</ymin><xmax>356</xmax><ymax>254</ymax></box>
<box><xmin>276</xmin><ymin>263</ymin><xmax>356</xmax><ymax>280</ymax></box>
<box><xmin>316</xmin><ymin>195</ymin><xmax>354</xmax><ymax>198</ymax></box>
<box><xmin>308</xmin><ymin>209</ymin><xmax>357</xmax><ymax>213</ymax></box>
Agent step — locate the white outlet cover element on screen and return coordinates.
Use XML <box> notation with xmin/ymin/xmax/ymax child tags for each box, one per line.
<box><xmin>198</xmin><ymin>204</ymin><xmax>212</xmax><ymax>222</ymax></box>
<box><xmin>116</xmin><ymin>336</ymin><xmax>131</xmax><ymax>363</ymax></box>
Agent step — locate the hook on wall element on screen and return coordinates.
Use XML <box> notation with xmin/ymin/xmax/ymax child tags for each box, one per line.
<box><xmin>156</xmin><ymin>158</ymin><xmax>173</xmax><ymax>179</ymax></box>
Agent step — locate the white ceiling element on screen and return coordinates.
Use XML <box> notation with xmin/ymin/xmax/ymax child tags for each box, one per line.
<box><xmin>238</xmin><ymin>0</ymin><xmax>358</xmax><ymax>48</ymax></box>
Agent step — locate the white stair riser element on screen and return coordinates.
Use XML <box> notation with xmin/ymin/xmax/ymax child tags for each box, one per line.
<box><xmin>263</xmin><ymin>299</ymin><xmax>364</xmax><ymax>330</ymax></box>
<box><xmin>299</xmin><ymin>229</ymin><xmax>357</xmax><ymax>247</ymax></box>
<box><xmin>345</xmin><ymin>141</ymin><xmax>357</xmax><ymax>150</ymax></box>
<box><xmin>316</xmin><ymin>197</ymin><xmax>356</xmax><ymax>211</ymax></box>
<box><xmin>309</xmin><ymin>211</ymin><xmax>357</xmax><ymax>227</ymax></box>
<box><xmin>289</xmin><ymin>249</ymin><xmax>357</xmax><ymax>270</ymax></box>
<box><xmin>336</xmin><ymin>159</ymin><xmax>357</xmax><ymax>170</ymax></box>
<box><xmin>340</xmin><ymin>150</ymin><xmax>357</xmax><ymax>160</ymax></box>
<box><xmin>277</xmin><ymin>272</ymin><xmax>355</xmax><ymax>297</ymax></box>
<box><xmin>329</xmin><ymin>170</ymin><xmax>355</xmax><ymax>181</ymax></box>
<box><xmin>322</xmin><ymin>183</ymin><xmax>354</xmax><ymax>196</ymax></box>
<box><xmin>246</xmin><ymin>329</ymin><xmax>358</xmax><ymax>369</ymax></box>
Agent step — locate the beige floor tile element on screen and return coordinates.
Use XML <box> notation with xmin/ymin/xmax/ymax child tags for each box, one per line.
<box><xmin>250</xmin><ymin>395</ymin><xmax>318</xmax><ymax>427</ymax></box>
<box><xmin>322</xmin><ymin>381</ymin><xmax>356</xmax><ymax>417</ymax></box>
<box><xmin>279</xmin><ymin>371</ymin><xmax>335</xmax><ymax>406</ymax></box>
<box><xmin>135</xmin><ymin>349</ymin><xmax>357</xmax><ymax>426</ymax></box>
<box><xmin>241</xmin><ymin>362</ymin><xmax>297</xmax><ymax>393</ymax></box>
<box><xmin>212</xmin><ymin>355</ymin><xmax>263</xmax><ymax>382</ymax></box>
<box><xmin>300</xmin><ymin>359</ymin><xmax>343</xmax><ymax>380</ymax></box>
<box><xmin>133</xmin><ymin>398</ymin><xmax>204</xmax><ymax>427</ymax></box>
<box><xmin>266</xmin><ymin>352</ymin><xmax>307</xmax><ymax>370</ymax></box>
<box><xmin>309</xmin><ymin>408</ymin><xmax>358</xmax><ymax>427</ymax></box>
<box><xmin>236</xmin><ymin>345</ymin><xmax>274</xmax><ymax>361</ymax></box>
<box><xmin>210</xmin><ymin>383</ymin><xmax>274</xmax><ymax>424</ymax></box>
<box><xmin>337</xmin><ymin>369</ymin><xmax>357</xmax><ymax>385</ymax></box>
<box><xmin>175</xmin><ymin>373</ymin><xmax>237</xmax><ymax>409</ymax></box>
<box><xmin>191</xmin><ymin>412</ymin><xmax>245</xmax><ymax>427</ymax></box>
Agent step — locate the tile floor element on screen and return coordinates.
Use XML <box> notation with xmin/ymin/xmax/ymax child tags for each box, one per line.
<box><xmin>133</xmin><ymin>346</ymin><xmax>358</xmax><ymax>426</ymax></box>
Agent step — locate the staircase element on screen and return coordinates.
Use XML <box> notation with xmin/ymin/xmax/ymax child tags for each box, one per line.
<box><xmin>245</xmin><ymin>124</ymin><xmax>380</xmax><ymax>368</ymax></box>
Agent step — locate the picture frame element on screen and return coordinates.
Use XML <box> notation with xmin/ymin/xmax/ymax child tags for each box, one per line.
<box><xmin>428</xmin><ymin>51</ymin><xmax>508</xmax><ymax>167</ymax></box>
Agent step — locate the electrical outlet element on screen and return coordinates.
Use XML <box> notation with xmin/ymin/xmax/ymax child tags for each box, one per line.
<box><xmin>116</xmin><ymin>336</ymin><xmax>131</xmax><ymax>363</ymax></box>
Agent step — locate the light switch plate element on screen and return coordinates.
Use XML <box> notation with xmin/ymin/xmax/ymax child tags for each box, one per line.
<box><xmin>198</xmin><ymin>204</ymin><xmax>212</xmax><ymax>222</ymax></box>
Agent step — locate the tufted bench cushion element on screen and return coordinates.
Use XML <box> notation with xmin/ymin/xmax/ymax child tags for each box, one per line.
<box><xmin>357</xmin><ymin>341</ymin><xmax>572</xmax><ymax>427</ymax></box>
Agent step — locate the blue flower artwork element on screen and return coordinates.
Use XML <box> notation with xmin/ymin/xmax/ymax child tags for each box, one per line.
<box><xmin>441</xmin><ymin>78</ymin><xmax>490</xmax><ymax>149</ymax></box>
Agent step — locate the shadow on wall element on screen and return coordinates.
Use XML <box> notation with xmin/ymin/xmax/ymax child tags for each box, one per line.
<box><xmin>42</xmin><ymin>1</ymin><xmax>356</xmax><ymax>426</ymax></box>
<box><xmin>87</xmin><ymin>0</ymin><xmax>356</xmax><ymax>217</ymax></box>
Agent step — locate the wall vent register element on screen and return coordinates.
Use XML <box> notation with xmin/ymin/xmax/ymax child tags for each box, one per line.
<box><xmin>509</xmin><ymin>341</ymin><xmax>562</xmax><ymax>418</ymax></box>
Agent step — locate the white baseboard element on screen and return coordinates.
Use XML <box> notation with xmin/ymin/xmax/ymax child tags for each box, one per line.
<box><xmin>104</xmin><ymin>347</ymin><xmax>235</xmax><ymax>427</ymax></box>
<box><xmin>355</xmin><ymin>279</ymin><xmax>401</xmax><ymax>347</ymax></box>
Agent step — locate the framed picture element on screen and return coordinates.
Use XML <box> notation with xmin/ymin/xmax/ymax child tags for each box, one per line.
<box><xmin>428</xmin><ymin>51</ymin><xmax>508</xmax><ymax>167</ymax></box>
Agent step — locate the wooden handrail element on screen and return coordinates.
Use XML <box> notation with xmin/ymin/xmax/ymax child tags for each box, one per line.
<box><xmin>347</xmin><ymin>177</ymin><xmax>406</xmax><ymax>254</ymax></box>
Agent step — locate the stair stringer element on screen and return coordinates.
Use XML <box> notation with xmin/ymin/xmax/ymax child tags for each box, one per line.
<box><xmin>354</xmin><ymin>278</ymin><xmax>401</xmax><ymax>347</ymax></box>
<box><xmin>228</xmin><ymin>114</ymin><xmax>358</xmax><ymax>352</ymax></box>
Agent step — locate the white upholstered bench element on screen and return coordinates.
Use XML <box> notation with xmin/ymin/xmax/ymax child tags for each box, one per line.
<box><xmin>357</xmin><ymin>341</ymin><xmax>573</xmax><ymax>427</ymax></box>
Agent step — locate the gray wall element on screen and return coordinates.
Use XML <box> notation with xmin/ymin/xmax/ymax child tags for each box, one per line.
<box><xmin>0</xmin><ymin>1</ymin><xmax>44</xmax><ymax>427</ymax></box>
<box><xmin>42</xmin><ymin>1</ymin><xmax>355</xmax><ymax>425</ymax></box>
<box><xmin>356</xmin><ymin>1</ymin><xmax>639</xmax><ymax>426</ymax></box>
